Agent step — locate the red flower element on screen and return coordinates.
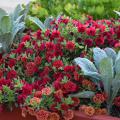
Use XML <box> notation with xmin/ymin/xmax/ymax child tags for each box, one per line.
<box><xmin>8</xmin><ymin>59</ymin><xmax>16</xmax><ymax>68</ymax></box>
<box><xmin>95</xmin><ymin>36</ymin><xmax>104</xmax><ymax>46</ymax></box>
<box><xmin>114</xmin><ymin>96</ymin><xmax>120</xmax><ymax>107</ymax></box>
<box><xmin>77</xmin><ymin>24</ymin><xmax>86</xmax><ymax>33</ymax></box>
<box><xmin>52</xmin><ymin>60</ymin><xmax>63</xmax><ymax>69</ymax></box>
<box><xmin>63</xmin><ymin>110</ymin><xmax>74</xmax><ymax>120</ymax></box>
<box><xmin>36</xmin><ymin>29</ymin><xmax>42</xmax><ymax>39</ymax></box>
<box><xmin>22</xmin><ymin>84</ymin><xmax>32</xmax><ymax>95</ymax></box>
<box><xmin>36</xmin><ymin>109</ymin><xmax>49</xmax><ymax>120</ymax></box>
<box><xmin>64</xmin><ymin>65</ymin><xmax>75</xmax><ymax>73</ymax></box>
<box><xmin>34</xmin><ymin>56</ymin><xmax>42</xmax><ymax>65</ymax></box>
<box><xmin>93</xmin><ymin>93</ymin><xmax>106</xmax><ymax>104</ymax></box>
<box><xmin>0</xmin><ymin>69</ymin><xmax>3</xmax><ymax>78</ymax></box>
<box><xmin>86</xmin><ymin>27</ymin><xmax>96</xmax><ymax>36</ymax></box>
<box><xmin>7</xmin><ymin>70</ymin><xmax>17</xmax><ymax>79</ymax></box>
<box><xmin>17</xmin><ymin>94</ymin><xmax>27</xmax><ymax>104</ymax></box>
<box><xmin>63</xmin><ymin>81</ymin><xmax>77</xmax><ymax>92</ymax></box>
<box><xmin>22</xmin><ymin>35</ymin><xmax>30</xmax><ymax>42</ymax></box>
<box><xmin>46</xmin><ymin>42</ymin><xmax>55</xmax><ymax>51</ymax></box>
<box><xmin>26</xmin><ymin>62</ymin><xmax>36</xmax><ymax>76</ymax></box>
<box><xmin>84</xmin><ymin>39</ymin><xmax>93</xmax><ymax>47</ymax></box>
<box><xmin>66</xmin><ymin>41</ymin><xmax>75</xmax><ymax>51</ymax></box>
<box><xmin>61</xmin><ymin>103</ymin><xmax>69</xmax><ymax>111</ymax></box>
<box><xmin>71</xmin><ymin>97</ymin><xmax>80</xmax><ymax>107</ymax></box>
<box><xmin>51</xmin><ymin>30</ymin><xmax>60</xmax><ymax>38</ymax></box>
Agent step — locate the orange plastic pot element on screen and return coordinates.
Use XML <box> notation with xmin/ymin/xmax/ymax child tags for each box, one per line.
<box><xmin>73</xmin><ymin>111</ymin><xmax>120</xmax><ymax>120</ymax></box>
<box><xmin>0</xmin><ymin>107</ymin><xmax>36</xmax><ymax>120</ymax></box>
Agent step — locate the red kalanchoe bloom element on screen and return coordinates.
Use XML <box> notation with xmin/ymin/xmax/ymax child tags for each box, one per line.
<box><xmin>52</xmin><ymin>60</ymin><xmax>63</xmax><ymax>69</ymax></box>
<box><xmin>34</xmin><ymin>56</ymin><xmax>42</xmax><ymax>65</ymax></box>
<box><xmin>63</xmin><ymin>81</ymin><xmax>77</xmax><ymax>92</ymax></box>
<box><xmin>84</xmin><ymin>39</ymin><xmax>93</xmax><ymax>47</ymax></box>
<box><xmin>71</xmin><ymin>97</ymin><xmax>80</xmax><ymax>107</ymax></box>
<box><xmin>86</xmin><ymin>27</ymin><xmax>96</xmax><ymax>36</ymax></box>
<box><xmin>36</xmin><ymin>29</ymin><xmax>42</xmax><ymax>39</ymax></box>
<box><xmin>64</xmin><ymin>65</ymin><xmax>75</xmax><ymax>73</ymax></box>
<box><xmin>8</xmin><ymin>59</ymin><xmax>16</xmax><ymax>68</ymax></box>
<box><xmin>0</xmin><ymin>69</ymin><xmax>3</xmax><ymax>78</ymax></box>
<box><xmin>46</xmin><ymin>42</ymin><xmax>55</xmax><ymax>51</ymax></box>
<box><xmin>7</xmin><ymin>70</ymin><xmax>17</xmax><ymax>79</ymax></box>
<box><xmin>22</xmin><ymin>35</ymin><xmax>30</xmax><ymax>42</ymax></box>
<box><xmin>95</xmin><ymin>36</ymin><xmax>104</xmax><ymax>46</ymax></box>
<box><xmin>63</xmin><ymin>110</ymin><xmax>74</xmax><ymax>120</ymax></box>
<box><xmin>114</xmin><ymin>96</ymin><xmax>120</xmax><ymax>107</ymax></box>
<box><xmin>93</xmin><ymin>93</ymin><xmax>106</xmax><ymax>104</ymax></box>
<box><xmin>77</xmin><ymin>24</ymin><xmax>86</xmax><ymax>33</ymax></box>
<box><xmin>36</xmin><ymin>109</ymin><xmax>49</xmax><ymax>120</ymax></box>
<box><xmin>26</xmin><ymin>62</ymin><xmax>36</xmax><ymax>76</ymax></box>
<box><xmin>17</xmin><ymin>94</ymin><xmax>27</xmax><ymax>104</ymax></box>
<box><xmin>22</xmin><ymin>84</ymin><xmax>33</xmax><ymax>95</ymax></box>
<box><xmin>66</xmin><ymin>41</ymin><xmax>75</xmax><ymax>51</ymax></box>
<box><xmin>51</xmin><ymin>30</ymin><xmax>60</xmax><ymax>38</ymax></box>
<box><xmin>61</xmin><ymin>103</ymin><xmax>69</xmax><ymax>111</ymax></box>
<box><xmin>48</xmin><ymin>112</ymin><xmax>60</xmax><ymax>120</ymax></box>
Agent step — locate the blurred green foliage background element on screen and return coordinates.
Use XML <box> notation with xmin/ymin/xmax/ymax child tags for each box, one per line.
<box><xmin>27</xmin><ymin>0</ymin><xmax>120</xmax><ymax>29</ymax></box>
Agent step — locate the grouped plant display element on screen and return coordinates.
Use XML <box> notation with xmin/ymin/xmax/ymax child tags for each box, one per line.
<box><xmin>0</xmin><ymin>4</ymin><xmax>29</xmax><ymax>54</ymax></box>
<box><xmin>74</xmin><ymin>47</ymin><xmax>120</xmax><ymax>115</ymax></box>
<box><xmin>0</xmin><ymin>15</ymin><xmax>120</xmax><ymax>119</ymax></box>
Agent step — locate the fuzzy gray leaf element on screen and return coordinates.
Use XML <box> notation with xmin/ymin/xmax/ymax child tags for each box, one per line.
<box><xmin>99</xmin><ymin>57</ymin><xmax>113</xmax><ymax>99</ymax></box>
<box><xmin>93</xmin><ymin>47</ymin><xmax>107</xmax><ymax>68</ymax></box>
<box><xmin>70</xmin><ymin>91</ymin><xmax>95</xmax><ymax>98</ymax></box>
<box><xmin>104</xmin><ymin>47</ymin><xmax>116</xmax><ymax>63</ymax></box>
<box><xmin>29</xmin><ymin>16</ymin><xmax>45</xmax><ymax>31</ymax></box>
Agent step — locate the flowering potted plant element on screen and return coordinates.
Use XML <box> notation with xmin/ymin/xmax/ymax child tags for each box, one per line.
<box><xmin>0</xmin><ymin>15</ymin><xmax>120</xmax><ymax>120</ymax></box>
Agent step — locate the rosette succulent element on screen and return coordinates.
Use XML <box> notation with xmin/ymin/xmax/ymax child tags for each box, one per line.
<box><xmin>74</xmin><ymin>47</ymin><xmax>120</xmax><ymax>114</ymax></box>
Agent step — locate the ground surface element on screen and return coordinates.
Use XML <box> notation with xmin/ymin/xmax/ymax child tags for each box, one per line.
<box><xmin>0</xmin><ymin>0</ymin><xmax>31</xmax><ymax>12</ymax></box>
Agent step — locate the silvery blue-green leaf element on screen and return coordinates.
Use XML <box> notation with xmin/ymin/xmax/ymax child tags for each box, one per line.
<box><xmin>110</xmin><ymin>72</ymin><xmax>120</xmax><ymax>106</ymax></box>
<box><xmin>93</xmin><ymin>47</ymin><xmax>107</xmax><ymax>68</ymax></box>
<box><xmin>13</xmin><ymin>4</ymin><xmax>22</xmax><ymax>21</ymax></box>
<box><xmin>0</xmin><ymin>8</ymin><xmax>7</xmax><ymax>21</ymax></box>
<box><xmin>12</xmin><ymin>22</ymin><xmax>25</xmax><ymax>40</ymax></box>
<box><xmin>74</xmin><ymin>57</ymin><xmax>98</xmax><ymax>72</ymax></box>
<box><xmin>20</xmin><ymin>3</ymin><xmax>30</xmax><ymax>21</ymax></box>
<box><xmin>115</xmin><ymin>58</ymin><xmax>120</xmax><ymax>74</ymax></box>
<box><xmin>0</xmin><ymin>15</ymin><xmax>11</xmax><ymax>33</ymax></box>
<box><xmin>13</xmin><ymin>15</ymin><xmax>24</xmax><ymax>25</ymax></box>
<box><xmin>114</xmin><ymin>10</ymin><xmax>120</xmax><ymax>16</ymax></box>
<box><xmin>104</xmin><ymin>47</ymin><xmax>116</xmax><ymax>63</ymax></box>
<box><xmin>0</xmin><ymin>32</ymin><xmax>12</xmax><ymax>53</ymax></box>
<box><xmin>44</xmin><ymin>17</ymin><xmax>54</xmax><ymax>29</ymax></box>
<box><xmin>99</xmin><ymin>57</ymin><xmax>113</xmax><ymax>99</ymax></box>
<box><xmin>84</xmin><ymin>71</ymin><xmax>101</xmax><ymax>81</ymax></box>
<box><xmin>70</xmin><ymin>91</ymin><xmax>95</xmax><ymax>98</ymax></box>
<box><xmin>29</xmin><ymin>16</ymin><xmax>46</xmax><ymax>31</ymax></box>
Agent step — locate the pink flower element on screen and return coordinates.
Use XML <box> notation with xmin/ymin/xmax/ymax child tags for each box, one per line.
<box><xmin>41</xmin><ymin>87</ymin><xmax>52</xmax><ymax>96</ymax></box>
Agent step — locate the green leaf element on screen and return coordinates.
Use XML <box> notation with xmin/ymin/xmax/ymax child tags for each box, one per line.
<box><xmin>99</xmin><ymin>57</ymin><xmax>113</xmax><ymax>99</ymax></box>
<box><xmin>104</xmin><ymin>47</ymin><xmax>116</xmax><ymax>63</ymax></box>
<box><xmin>0</xmin><ymin>15</ymin><xmax>11</xmax><ymax>33</ymax></box>
<box><xmin>93</xmin><ymin>47</ymin><xmax>107</xmax><ymax>68</ymax></box>
<box><xmin>70</xmin><ymin>91</ymin><xmax>95</xmax><ymax>98</ymax></box>
<box><xmin>0</xmin><ymin>8</ymin><xmax>7</xmax><ymax>21</ymax></box>
<box><xmin>29</xmin><ymin>16</ymin><xmax>45</xmax><ymax>31</ymax></box>
<box><xmin>44</xmin><ymin>16</ymin><xmax>54</xmax><ymax>29</ymax></box>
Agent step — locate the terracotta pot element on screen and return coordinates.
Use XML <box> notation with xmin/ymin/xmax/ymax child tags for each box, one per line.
<box><xmin>73</xmin><ymin>111</ymin><xmax>120</xmax><ymax>120</ymax></box>
<box><xmin>0</xmin><ymin>107</ymin><xmax>36</xmax><ymax>120</ymax></box>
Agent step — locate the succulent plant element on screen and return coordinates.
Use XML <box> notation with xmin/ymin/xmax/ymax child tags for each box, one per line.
<box><xmin>74</xmin><ymin>47</ymin><xmax>120</xmax><ymax>114</ymax></box>
<box><xmin>0</xmin><ymin>3</ymin><xmax>30</xmax><ymax>54</ymax></box>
